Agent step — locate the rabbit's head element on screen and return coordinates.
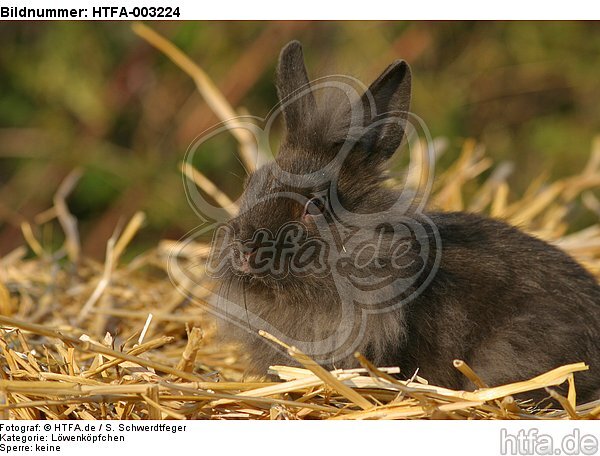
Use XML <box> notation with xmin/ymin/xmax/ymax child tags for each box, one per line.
<box><xmin>220</xmin><ymin>41</ymin><xmax>413</xmax><ymax>286</ymax></box>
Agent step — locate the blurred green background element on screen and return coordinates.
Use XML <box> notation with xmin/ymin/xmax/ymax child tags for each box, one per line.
<box><xmin>0</xmin><ymin>22</ymin><xmax>599</xmax><ymax>258</ymax></box>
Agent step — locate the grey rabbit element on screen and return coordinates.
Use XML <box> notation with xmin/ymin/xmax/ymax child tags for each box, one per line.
<box><xmin>210</xmin><ymin>40</ymin><xmax>600</xmax><ymax>404</ymax></box>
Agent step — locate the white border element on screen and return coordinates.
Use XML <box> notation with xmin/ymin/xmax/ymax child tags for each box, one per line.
<box><xmin>0</xmin><ymin>0</ymin><xmax>598</xmax><ymax>20</ymax></box>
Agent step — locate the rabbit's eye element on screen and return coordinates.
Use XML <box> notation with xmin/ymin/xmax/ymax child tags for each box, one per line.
<box><xmin>304</xmin><ymin>196</ymin><xmax>326</xmax><ymax>217</ymax></box>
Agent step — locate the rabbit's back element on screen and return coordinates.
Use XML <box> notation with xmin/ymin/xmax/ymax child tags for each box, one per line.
<box><xmin>398</xmin><ymin>211</ymin><xmax>600</xmax><ymax>401</ymax></box>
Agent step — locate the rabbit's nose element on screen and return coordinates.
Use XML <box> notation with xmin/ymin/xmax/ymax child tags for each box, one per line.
<box><xmin>242</xmin><ymin>248</ymin><xmax>257</xmax><ymax>263</ymax></box>
<box><xmin>233</xmin><ymin>244</ymin><xmax>258</xmax><ymax>274</ymax></box>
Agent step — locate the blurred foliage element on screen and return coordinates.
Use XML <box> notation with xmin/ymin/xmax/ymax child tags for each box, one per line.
<box><xmin>0</xmin><ymin>22</ymin><xmax>599</xmax><ymax>257</ymax></box>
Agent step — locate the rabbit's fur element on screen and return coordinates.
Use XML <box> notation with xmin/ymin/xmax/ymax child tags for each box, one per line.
<box><xmin>212</xmin><ymin>41</ymin><xmax>600</xmax><ymax>403</ymax></box>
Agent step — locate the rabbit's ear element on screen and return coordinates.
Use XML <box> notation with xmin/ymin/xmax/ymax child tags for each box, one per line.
<box><xmin>359</xmin><ymin>60</ymin><xmax>411</xmax><ymax>161</ymax></box>
<box><xmin>276</xmin><ymin>41</ymin><xmax>317</xmax><ymax>138</ymax></box>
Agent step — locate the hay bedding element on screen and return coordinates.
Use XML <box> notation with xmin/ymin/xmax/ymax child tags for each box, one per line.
<box><xmin>1</xmin><ymin>25</ymin><xmax>600</xmax><ymax>420</ymax></box>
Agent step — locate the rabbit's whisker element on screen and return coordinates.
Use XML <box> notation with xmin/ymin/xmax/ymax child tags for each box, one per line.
<box><xmin>242</xmin><ymin>279</ymin><xmax>252</xmax><ymax>331</ymax></box>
